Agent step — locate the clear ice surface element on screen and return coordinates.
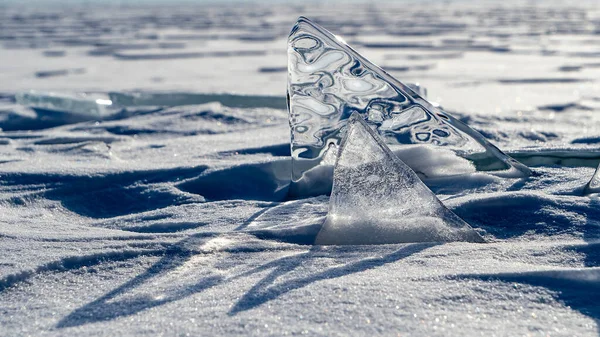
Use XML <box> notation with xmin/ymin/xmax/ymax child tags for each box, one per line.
<box><xmin>315</xmin><ymin>113</ymin><xmax>485</xmax><ymax>245</ymax></box>
<box><xmin>109</xmin><ymin>87</ymin><xmax>421</xmax><ymax>110</ymax></box>
<box><xmin>288</xmin><ymin>17</ymin><xmax>531</xmax><ymax>193</ymax></box>
<box><xmin>108</xmin><ymin>92</ymin><xmax>288</xmax><ymax>109</ymax></box>
<box><xmin>16</xmin><ymin>90</ymin><xmax>115</xmax><ymax>117</ymax></box>
<box><xmin>584</xmin><ymin>163</ymin><xmax>600</xmax><ymax>195</ymax></box>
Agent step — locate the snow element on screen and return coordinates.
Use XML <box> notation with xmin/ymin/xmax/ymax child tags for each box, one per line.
<box><xmin>1</xmin><ymin>0</ymin><xmax>600</xmax><ymax>336</ymax></box>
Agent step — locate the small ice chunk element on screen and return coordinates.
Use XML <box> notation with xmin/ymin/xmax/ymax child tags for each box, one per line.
<box><xmin>15</xmin><ymin>90</ymin><xmax>115</xmax><ymax>118</ymax></box>
<box><xmin>584</xmin><ymin>163</ymin><xmax>600</xmax><ymax>195</ymax></box>
<box><xmin>35</xmin><ymin>68</ymin><xmax>85</xmax><ymax>78</ymax></box>
<box><xmin>42</xmin><ymin>50</ymin><xmax>66</xmax><ymax>57</ymax></box>
<box><xmin>315</xmin><ymin>113</ymin><xmax>485</xmax><ymax>245</ymax></box>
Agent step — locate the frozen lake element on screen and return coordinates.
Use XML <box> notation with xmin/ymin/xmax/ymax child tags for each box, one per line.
<box><xmin>1</xmin><ymin>0</ymin><xmax>600</xmax><ymax>335</ymax></box>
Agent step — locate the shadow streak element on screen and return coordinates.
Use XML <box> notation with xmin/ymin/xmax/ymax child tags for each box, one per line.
<box><xmin>228</xmin><ymin>243</ymin><xmax>438</xmax><ymax>315</ymax></box>
<box><xmin>57</xmin><ymin>237</ymin><xmax>436</xmax><ymax>328</ymax></box>
<box><xmin>234</xmin><ymin>201</ymin><xmax>281</xmax><ymax>231</ymax></box>
<box><xmin>56</xmin><ymin>235</ymin><xmax>216</xmax><ymax>328</ymax></box>
<box><xmin>456</xmin><ymin>268</ymin><xmax>600</xmax><ymax>330</ymax></box>
<box><xmin>452</xmin><ymin>192</ymin><xmax>600</xmax><ymax>241</ymax></box>
<box><xmin>0</xmin><ymin>166</ymin><xmax>208</xmax><ymax>218</ymax></box>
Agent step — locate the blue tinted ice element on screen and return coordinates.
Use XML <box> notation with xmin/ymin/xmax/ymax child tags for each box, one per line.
<box><xmin>108</xmin><ymin>92</ymin><xmax>287</xmax><ymax>109</ymax></box>
<box><xmin>315</xmin><ymin>113</ymin><xmax>485</xmax><ymax>245</ymax></box>
<box><xmin>16</xmin><ymin>90</ymin><xmax>115</xmax><ymax>117</ymax></box>
<box><xmin>288</xmin><ymin>17</ymin><xmax>531</xmax><ymax>191</ymax></box>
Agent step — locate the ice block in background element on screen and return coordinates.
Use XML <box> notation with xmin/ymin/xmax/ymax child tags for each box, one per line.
<box><xmin>315</xmin><ymin>113</ymin><xmax>484</xmax><ymax>245</ymax></box>
<box><xmin>109</xmin><ymin>85</ymin><xmax>424</xmax><ymax>110</ymax></box>
<box><xmin>287</xmin><ymin>17</ymin><xmax>531</xmax><ymax>195</ymax></box>
<box><xmin>15</xmin><ymin>90</ymin><xmax>115</xmax><ymax>117</ymax></box>
<box><xmin>108</xmin><ymin>92</ymin><xmax>287</xmax><ymax>109</ymax></box>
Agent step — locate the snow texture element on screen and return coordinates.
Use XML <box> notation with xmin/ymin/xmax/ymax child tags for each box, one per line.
<box><xmin>1</xmin><ymin>1</ymin><xmax>600</xmax><ymax>336</ymax></box>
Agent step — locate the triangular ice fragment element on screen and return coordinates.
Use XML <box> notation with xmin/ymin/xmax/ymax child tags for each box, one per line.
<box><xmin>288</xmin><ymin>16</ymin><xmax>531</xmax><ymax>193</ymax></box>
<box><xmin>584</xmin><ymin>163</ymin><xmax>600</xmax><ymax>195</ymax></box>
<box><xmin>315</xmin><ymin>113</ymin><xmax>485</xmax><ymax>245</ymax></box>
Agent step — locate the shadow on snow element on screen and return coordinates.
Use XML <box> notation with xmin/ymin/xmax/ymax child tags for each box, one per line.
<box><xmin>55</xmin><ymin>237</ymin><xmax>435</xmax><ymax>328</ymax></box>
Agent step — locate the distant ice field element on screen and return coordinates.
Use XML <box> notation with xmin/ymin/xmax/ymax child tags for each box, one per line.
<box><xmin>1</xmin><ymin>1</ymin><xmax>600</xmax><ymax>336</ymax></box>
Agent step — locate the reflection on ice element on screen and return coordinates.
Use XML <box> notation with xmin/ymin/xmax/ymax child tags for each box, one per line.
<box><xmin>287</xmin><ymin>17</ymin><xmax>531</xmax><ymax>196</ymax></box>
<box><xmin>16</xmin><ymin>90</ymin><xmax>115</xmax><ymax>117</ymax></box>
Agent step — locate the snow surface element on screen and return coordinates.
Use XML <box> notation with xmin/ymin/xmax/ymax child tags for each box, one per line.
<box><xmin>1</xmin><ymin>0</ymin><xmax>600</xmax><ymax>336</ymax></box>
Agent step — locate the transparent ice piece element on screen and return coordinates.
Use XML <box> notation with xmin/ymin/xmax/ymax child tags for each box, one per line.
<box><xmin>16</xmin><ymin>90</ymin><xmax>115</xmax><ymax>117</ymax></box>
<box><xmin>108</xmin><ymin>92</ymin><xmax>287</xmax><ymax>109</ymax></box>
<box><xmin>584</xmin><ymin>163</ymin><xmax>600</xmax><ymax>195</ymax></box>
<box><xmin>288</xmin><ymin>17</ymin><xmax>531</xmax><ymax>190</ymax></box>
<box><xmin>315</xmin><ymin>113</ymin><xmax>485</xmax><ymax>245</ymax></box>
<box><xmin>109</xmin><ymin>87</ymin><xmax>420</xmax><ymax>110</ymax></box>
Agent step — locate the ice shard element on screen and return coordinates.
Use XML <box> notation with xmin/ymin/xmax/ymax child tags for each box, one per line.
<box><xmin>315</xmin><ymin>113</ymin><xmax>485</xmax><ymax>245</ymax></box>
<box><xmin>108</xmin><ymin>92</ymin><xmax>287</xmax><ymax>110</ymax></box>
<box><xmin>16</xmin><ymin>90</ymin><xmax>115</xmax><ymax>117</ymax></box>
<box><xmin>288</xmin><ymin>17</ymin><xmax>531</xmax><ymax>194</ymax></box>
<box><xmin>584</xmin><ymin>163</ymin><xmax>600</xmax><ymax>195</ymax></box>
